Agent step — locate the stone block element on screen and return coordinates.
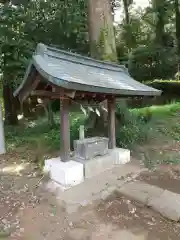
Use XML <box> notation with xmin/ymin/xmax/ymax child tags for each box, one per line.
<box><xmin>148</xmin><ymin>190</ymin><xmax>180</xmax><ymax>221</ymax></box>
<box><xmin>83</xmin><ymin>152</ymin><xmax>113</xmax><ymax>179</ymax></box>
<box><xmin>112</xmin><ymin>148</ymin><xmax>130</xmax><ymax>165</ymax></box>
<box><xmin>74</xmin><ymin>137</ymin><xmax>108</xmax><ymax>160</ymax></box>
<box><xmin>44</xmin><ymin>158</ymin><xmax>84</xmax><ymax>189</ymax></box>
<box><xmin>44</xmin><ymin>158</ymin><xmax>60</xmax><ymax>172</ymax></box>
<box><xmin>117</xmin><ymin>181</ymin><xmax>164</xmax><ymax>205</ymax></box>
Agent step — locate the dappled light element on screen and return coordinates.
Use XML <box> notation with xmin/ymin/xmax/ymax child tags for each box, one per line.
<box><xmin>17</xmin><ymin>114</ymin><xmax>24</xmax><ymax>120</ymax></box>
<box><xmin>0</xmin><ymin>163</ymin><xmax>29</xmax><ymax>176</ymax></box>
<box><xmin>28</xmin><ymin>121</ymin><xmax>37</xmax><ymax>128</ymax></box>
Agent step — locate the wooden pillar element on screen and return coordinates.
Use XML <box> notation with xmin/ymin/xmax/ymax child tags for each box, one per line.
<box><xmin>0</xmin><ymin>104</ymin><xmax>5</xmax><ymax>154</ymax></box>
<box><xmin>60</xmin><ymin>98</ymin><xmax>70</xmax><ymax>162</ymax></box>
<box><xmin>108</xmin><ymin>98</ymin><xmax>116</xmax><ymax>149</ymax></box>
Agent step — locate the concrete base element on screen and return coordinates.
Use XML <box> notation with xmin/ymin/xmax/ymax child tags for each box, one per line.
<box><xmin>44</xmin><ymin>148</ymin><xmax>130</xmax><ymax>190</ymax></box>
<box><xmin>75</xmin><ymin>148</ymin><xmax>130</xmax><ymax>179</ymax></box>
<box><xmin>43</xmin><ymin>163</ymin><xmax>143</xmax><ymax>214</ymax></box>
<box><xmin>44</xmin><ymin>158</ymin><xmax>84</xmax><ymax>190</ymax></box>
<box><xmin>113</xmin><ymin>148</ymin><xmax>130</xmax><ymax>165</ymax></box>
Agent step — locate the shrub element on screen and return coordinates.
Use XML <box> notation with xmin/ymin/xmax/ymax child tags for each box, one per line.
<box><xmin>147</xmin><ymin>79</ymin><xmax>180</xmax><ymax>95</ymax></box>
<box><xmin>6</xmin><ymin>103</ymin><xmax>153</xmax><ymax>153</ymax></box>
<box><xmin>128</xmin><ymin>45</ymin><xmax>178</xmax><ymax>82</ymax></box>
<box><xmin>116</xmin><ymin>101</ymin><xmax>152</xmax><ymax>148</ymax></box>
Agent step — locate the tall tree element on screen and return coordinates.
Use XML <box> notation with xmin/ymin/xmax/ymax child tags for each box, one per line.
<box><xmin>152</xmin><ymin>0</ymin><xmax>167</xmax><ymax>45</ymax></box>
<box><xmin>122</xmin><ymin>0</ymin><xmax>133</xmax><ymax>24</ymax></box>
<box><xmin>174</xmin><ymin>0</ymin><xmax>180</xmax><ymax>57</ymax></box>
<box><xmin>87</xmin><ymin>0</ymin><xmax>118</xmax><ymax>133</ymax></box>
<box><xmin>0</xmin><ymin>0</ymin><xmax>88</xmax><ymax>124</ymax></box>
<box><xmin>88</xmin><ymin>0</ymin><xmax>117</xmax><ymax>61</ymax></box>
<box><xmin>0</xmin><ymin>3</ymin><xmax>31</xmax><ymax>124</ymax></box>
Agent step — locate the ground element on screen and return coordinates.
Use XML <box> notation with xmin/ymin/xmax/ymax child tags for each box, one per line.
<box><xmin>1</xmin><ymin>103</ymin><xmax>180</xmax><ymax>239</ymax></box>
<box><xmin>1</xmin><ymin>149</ymin><xmax>180</xmax><ymax>240</ymax></box>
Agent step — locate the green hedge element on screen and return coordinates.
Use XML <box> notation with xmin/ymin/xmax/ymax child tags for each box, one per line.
<box><xmin>147</xmin><ymin>80</ymin><xmax>180</xmax><ymax>95</ymax></box>
<box><xmin>128</xmin><ymin>45</ymin><xmax>177</xmax><ymax>82</ymax></box>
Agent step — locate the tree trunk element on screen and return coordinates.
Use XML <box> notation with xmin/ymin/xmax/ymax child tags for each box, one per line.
<box><xmin>87</xmin><ymin>0</ymin><xmax>118</xmax><ymax>135</ymax></box>
<box><xmin>43</xmin><ymin>100</ymin><xmax>55</xmax><ymax>128</ymax></box>
<box><xmin>152</xmin><ymin>0</ymin><xmax>166</xmax><ymax>46</ymax></box>
<box><xmin>122</xmin><ymin>0</ymin><xmax>130</xmax><ymax>25</ymax></box>
<box><xmin>88</xmin><ymin>0</ymin><xmax>117</xmax><ymax>61</ymax></box>
<box><xmin>175</xmin><ymin>0</ymin><xmax>180</xmax><ymax>57</ymax></box>
<box><xmin>47</xmin><ymin>101</ymin><xmax>55</xmax><ymax>127</ymax></box>
<box><xmin>3</xmin><ymin>83</ymin><xmax>18</xmax><ymax>125</ymax></box>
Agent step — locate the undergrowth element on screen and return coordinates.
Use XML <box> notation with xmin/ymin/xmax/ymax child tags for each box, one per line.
<box><xmin>5</xmin><ymin>101</ymin><xmax>180</xmax><ymax>167</ymax></box>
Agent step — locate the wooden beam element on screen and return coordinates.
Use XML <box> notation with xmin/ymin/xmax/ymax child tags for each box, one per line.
<box><xmin>31</xmin><ymin>90</ymin><xmax>57</xmax><ymax>97</ymax></box>
<box><xmin>60</xmin><ymin>98</ymin><xmax>71</xmax><ymax>162</ymax></box>
<box><xmin>19</xmin><ymin>72</ymin><xmax>40</xmax><ymax>102</ymax></box>
<box><xmin>108</xmin><ymin>98</ymin><xmax>116</xmax><ymax>149</ymax></box>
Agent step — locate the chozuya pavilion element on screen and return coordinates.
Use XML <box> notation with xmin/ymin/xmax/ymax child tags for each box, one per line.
<box><xmin>14</xmin><ymin>43</ymin><xmax>161</xmax><ymax>189</ymax></box>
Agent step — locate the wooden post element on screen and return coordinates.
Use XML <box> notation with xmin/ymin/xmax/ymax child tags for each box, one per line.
<box><xmin>0</xmin><ymin>104</ymin><xmax>5</xmax><ymax>154</ymax></box>
<box><xmin>79</xmin><ymin>125</ymin><xmax>85</xmax><ymax>140</ymax></box>
<box><xmin>108</xmin><ymin>98</ymin><xmax>116</xmax><ymax>149</ymax></box>
<box><xmin>60</xmin><ymin>98</ymin><xmax>70</xmax><ymax>162</ymax></box>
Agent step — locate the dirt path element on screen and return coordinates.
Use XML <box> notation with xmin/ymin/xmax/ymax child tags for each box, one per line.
<box><xmin>137</xmin><ymin>165</ymin><xmax>180</xmax><ymax>194</ymax></box>
<box><xmin>1</xmin><ymin>152</ymin><xmax>180</xmax><ymax>239</ymax></box>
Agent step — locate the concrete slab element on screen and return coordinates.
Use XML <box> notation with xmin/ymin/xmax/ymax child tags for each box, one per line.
<box><xmin>44</xmin><ymin>158</ymin><xmax>84</xmax><ymax>190</ymax></box>
<box><xmin>148</xmin><ymin>190</ymin><xmax>180</xmax><ymax>221</ymax></box>
<box><xmin>83</xmin><ymin>152</ymin><xmax>114</xmax><ymax>179</ymax></box>
<box><xmin>117</xmin><ymin>181</ymin><xmax>180</xmax><ymax>221</ymax></box>
<box><xmin>113</xmin><ymin>148</ymin><xmax>130</xmax><ymax>165</ymax></box>
<box><xmin>117</xmin><ymin>181</ymin><xmax>164</xmax><ymax>205</ymax></box>
<box><xmin>43</xmin><ymin>163</ymin><xmax>144</xmax><ymax>213</ymax></box>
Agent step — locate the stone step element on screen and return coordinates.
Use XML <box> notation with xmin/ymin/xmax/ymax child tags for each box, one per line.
<box><xmin>116</xmin><ymin>181</ymin><xmax>180</xmax><ymax>221</ymax></box>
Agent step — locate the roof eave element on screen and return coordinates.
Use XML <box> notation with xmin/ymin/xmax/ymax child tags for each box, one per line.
<box><xmin>50</xmin><ymin>76</ymin><xmax>162</xmax><ymax>97</ymax></box>
<box><xmin>13</xmin><ymin>60</ymin><xmax>34</xmax><ymax>98</ymax></box>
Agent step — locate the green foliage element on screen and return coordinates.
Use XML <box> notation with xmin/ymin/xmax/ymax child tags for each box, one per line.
<box><xmin>132</xmin><ymin>102</ymin><xmax>180</xmax><ymax>118</ymax></box>
<box><xmin>116</xmin><ymin>101</ymin><xmax>152</xmax><ymax>148</ymax></box>
<box><xmin>0</xmin><ymin>0</ymin><xmax>88</xmax><ymax>86</ymax></box>
<box><xmin>0</xmin><ymin>4</ymin><xmax>34</xmax><ymax>86</ymax></box>
<box><xmin>5</xmin><ymin>101</ymin><xmax>180</xmax><ymax>168</ymax></box>
<box><xmin>0</xmin><ymin>0</ymin><xmax>88</xmax><ymax>124</ymax></box>
<box><xmin>128</xmin><ymin>45</ymin><xmax>178</xmax><ymax>81</ymax></box>
<box><xmin>116</xmin><ymin>101</ymin><xmax>180</xmax><ymax>149</ymax></box>
<box><xmin>147</xmin><ymin>79</ymin><xmax>180</xmax><ymax>95</ymax></box>
<box><xmin>6</xmin><ymin>112</ymin><xmax>87</xmax><ymax>152</ymax></box>
<box><xmin>116</xmin><ymin>14</ymin><xmax>144</xmax><ymax>56</ymax></box>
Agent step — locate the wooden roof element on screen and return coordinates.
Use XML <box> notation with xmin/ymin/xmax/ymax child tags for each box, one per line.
<box><xmin>14</xmin><ymin>43</ymin><xmax>161</xmax><ymax>101</ymax></box>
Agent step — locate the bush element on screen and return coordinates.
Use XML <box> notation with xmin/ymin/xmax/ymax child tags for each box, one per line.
<box><xmin>128</xmin><ymin>45</ymin><xmax>178</xmax><ymax>82</ymax></box>
<box><xmin>116</xmin><ymin>101</ymin><xmax>152</xmax><ymax>148</ymax></box>
<box><xmin>6</xmin><ymin>103</ymin><xmax>153</xmax><ymax>153</ymax></box>
<box><xmin>147</xmin><ymin>79</ymin><xmax>180</xmax><ymax>95</ymax></box>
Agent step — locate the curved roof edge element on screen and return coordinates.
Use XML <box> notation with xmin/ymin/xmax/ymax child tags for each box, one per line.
<box><xmin>14</xmin><ymin>43</ymin><xmax>162</xmax><ymax>99</ymax></box>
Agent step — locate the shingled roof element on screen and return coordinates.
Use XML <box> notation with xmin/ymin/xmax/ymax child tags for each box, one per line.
<box><xmin>14</xmin><ymin>43</ymin><xmax>161</xmax><ymax>99</ymax></box>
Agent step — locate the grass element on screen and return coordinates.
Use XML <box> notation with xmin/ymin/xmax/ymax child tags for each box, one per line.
<box><xmin>5</xmin><ymin>112</ymin><xmax>86</xmax><ymax>153</ymax></box>
<box><xmin>4</xmin><ymin>101</ymin><xmax>180</xmax><ymax>167</ymax></box>
<box><xmin>131</xmin><ymin>101</ymin><xmax>180</xmax><ymax>117</ymax></box>
<box><xmin>132</xmin><ymin>102</ymin><xmax>180</xmax><ymax>167</ymax></box>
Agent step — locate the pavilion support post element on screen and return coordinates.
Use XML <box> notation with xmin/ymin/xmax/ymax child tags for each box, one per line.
<box><xmin>108</xmin><ymin>98</ymin><xmax>116</xmax><ymax>149</ymax></box>
<box><xmin>60</xmin><ymin>98</ymin><xmax>70</xmax><ymax>162</ymax></box>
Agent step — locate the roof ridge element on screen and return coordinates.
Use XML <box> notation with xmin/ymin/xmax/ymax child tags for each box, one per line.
<box><xmin>35</xmin><ymin>43</ymin><xmax>127</xmax><ymax>72</ymax></box>
<box><xmin>35</xmin><ymin>43</ymin><xmax>48</xmax><ymax>56</ymax></box>
<box><xmin>47</xmin><ymin>51</ymin><xmax>128</xmax><ymax>73</ymax></box>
